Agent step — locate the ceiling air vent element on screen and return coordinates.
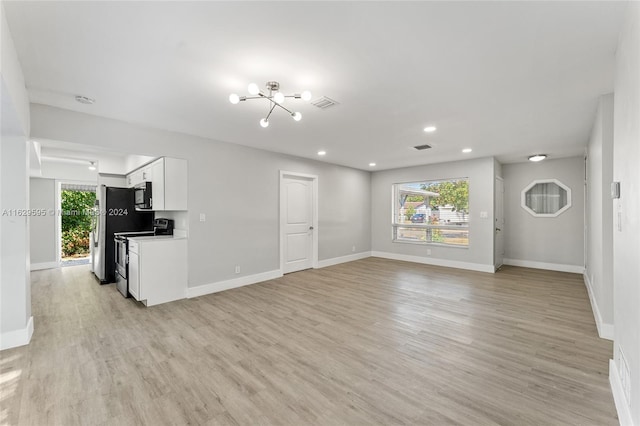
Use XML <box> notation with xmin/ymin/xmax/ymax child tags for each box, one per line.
<box><xmin>414</xmin><ymin>144</ymin><xmax>432</xmax><ymax>151</ymax></box>
<box><xmin>311</xmin><ymin>96</ymin><xmax>339</xmax><ymax>109</ymax></box>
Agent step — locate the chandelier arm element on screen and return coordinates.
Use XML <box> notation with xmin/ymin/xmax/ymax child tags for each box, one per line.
<box><xmin>267</xmin><ymin>99</ymin><xmax>294</xmax><ymax>115</ymax></box>
<box><xmin>265</xmin><ymin>102</ymin><xmax>277</xmax><ymax>121</ymax></box>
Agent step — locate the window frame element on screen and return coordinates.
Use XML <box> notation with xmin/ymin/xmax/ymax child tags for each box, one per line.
<box><xmin>392</xmin><ymin>178</ymin><xmax>470</xmax><ymax>248</ymax></box>
<box><xmin>520</xmin><ymin>178</ymin><xmax>572</xmax><ymax>218</ymax></box>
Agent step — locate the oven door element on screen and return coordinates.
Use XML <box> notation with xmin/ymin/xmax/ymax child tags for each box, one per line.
<box><xmin>114</xmin><ymin>237</ymin><xmax>128</xmax><ymax>279</ymax></box>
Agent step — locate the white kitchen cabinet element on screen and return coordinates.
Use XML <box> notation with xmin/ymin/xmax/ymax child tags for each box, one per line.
<box><xmin>126</xmin><ymin>157</ymin><xmax>187</xmax><ymax>210</ymax></box>
<box><xmin>149</xmin><ymin>157</ymin><xmax>187</xmax><ymax>211</ymax></box>
<box><xmin>127</xmin><ymin>165</ymin><xmax>152</xmax><ymax>188</ymax></box>
<box><xmin>128</xmin><ymin>250</ymin><xmax>140</xmax><ymax>300</ymax></box>
<box><xmin>127</xmin><ymin>236</ymin><xmax>187</xmax><ymax>307</ymax></box>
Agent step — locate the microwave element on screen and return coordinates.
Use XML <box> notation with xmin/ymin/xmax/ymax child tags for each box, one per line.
<box><xmin>134</xmin><ymin>182</ymin><xmax>152</xmax><ymax>210</ymax></box>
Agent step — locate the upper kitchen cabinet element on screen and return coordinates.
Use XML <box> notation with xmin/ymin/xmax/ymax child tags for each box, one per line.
<box><xmin>126</xmin><ymin>164</ymin><xmax>152</xmax><ymax>188</ymax></box>
<box><xmin>126</xmin><ymin>157</ymin><xmax>187</xmax><ymax>210</ymax></box>
<box><xmin>149</xmin><ymin>157</ymin><xmax>188</xmax><ymax>211</ymax></box>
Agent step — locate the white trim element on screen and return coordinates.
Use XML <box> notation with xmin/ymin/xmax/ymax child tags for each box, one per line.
<box><xmin>503</xmin><ymin>258</ymin><xmax>584</xmax><ymax>274</ymax></box>
<box><xmin>371</xmin><ymin>251</ymin><xmax>495</xmax><ymax>273</ymax></box>
<box><xmin>186</xmin><ymin>269</ymin><xmax>283</xmax><ymax>298</ymax></box>
<box><xmin>0</xmin><ymin>316</ymin><xmax>34</xmax><ymax>351</ymax></box>
<box><xmin>610</xmin><ymin>360</ymin><xmax>635</xmax><ymax>426</ymax></box>
<box><xmin>279</xmin><ymin>171</ymin><xmax>319</xmax><ymax>273</ymax></box>
<box><xmin>30</xmin><ymin>261</ymin><xmax>59</xmax><ymax>271</ymax></box>
<box><xmin>583</xmin><ymin>273</ymin><xmax>614</xmax><ymax>340</ymax></box>
<box><xmin>317</xmin><ymin>251</ymin><xmax>371</xmax><ymax>268</ymax></box>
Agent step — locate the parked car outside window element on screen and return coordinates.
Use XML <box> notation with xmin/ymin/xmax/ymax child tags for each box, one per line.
<box><xmin>410</xmin><ymin>213</ymin><xmax>426</xmax><ymax>223</ymax></box>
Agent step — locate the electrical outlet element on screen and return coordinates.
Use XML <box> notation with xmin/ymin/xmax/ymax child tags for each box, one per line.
<box><xmin>427</xmin><ymin>249</ymin><xmax>432</xmax><ymax>256</ymax></box>
<box><xmin>234</xmin><ymin>266</ymin><xmax>240</xmax><ymax>274</ymax></box>
<box><xmin>352</xmin><ymin>245</ymin><xmax>356</xmax><ymax>252</ymax></box>
<box><xmin>199</xmin><ymin>213</ymin><xmax>206</xmax><ymax>222</ymax></box>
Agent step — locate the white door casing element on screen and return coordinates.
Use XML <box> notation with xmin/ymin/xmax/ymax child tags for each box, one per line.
<box><xmin>280</xmin><ymin>171</ymin><xmax>318</xmax><ymax>274</ymax></box>
<box><xmin>495</xmin><ymin>176</ymin><xmax>505</xmax><ymax>270</ymax></box>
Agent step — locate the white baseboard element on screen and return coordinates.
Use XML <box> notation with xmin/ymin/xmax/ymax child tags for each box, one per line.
<box><xmin>30</xmin><ymin>261</ymin><xmax>59</xmax><ymax>271</ymax></box>
<box><xmin>610</xmin><ymin>359</ymin><xmax>634</xmax><ymax>426</ymax></box>
<box><xmin>371</xmin><ymin>251</ymin><xmax>495</xmax><ymax>273</ymax></box>
<box><xmin>0</xmin><ymin>316</ymin><xmax>34</xmax><ymax>351</ymax></box>
<box><xmin>187</xmin><ymin>269</ymin><xmax>283</xmax><ymax>298</ymax></box>
<box><xmin>583</xmin><ymin>274</ymin><xmax>614</xmax><ymax>340</ymax></box>
<box><xmin>317</xmin><ymin>251</ymin><xmax>371</xmax><ymax>268</ymax></box>
<box><xmin>503</xmin><ymin>258</ymin><xmax>584</xmax><ymax>274</ymax></box>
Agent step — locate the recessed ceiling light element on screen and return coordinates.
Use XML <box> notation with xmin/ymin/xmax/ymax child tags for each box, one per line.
<box><xmin>528</xmin><ymin>154</ymin><xmax>547</xmax><ymax>162</ymax></box>
<box><xmin>462</xmin><ymin>148</ymin><xmax>472</xmax><ymax>153</ymax></box>
<box><xmin>75</xmin><ymin>95</ymin><xmax>95</xmax><ymax>105</ymax></box>
<box><xmin>317</xmin><ymin>150</ymin><xmax>326</xmax><ymax>156</ymax></box>
<box><xmin>369</xmin><ymin>163</ymin><xmax>376</xmax><ymax>167</ymax></box>
<box><xmin>423</xmin><ymin>126</ymin><xmax>437</xmax><ymax>133</ymax></box>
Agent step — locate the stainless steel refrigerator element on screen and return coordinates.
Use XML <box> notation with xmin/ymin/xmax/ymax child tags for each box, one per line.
<box><xmin>92</xmin><ymin>185</ymin><xmax>154</xmax><ymax>284</ymax></box>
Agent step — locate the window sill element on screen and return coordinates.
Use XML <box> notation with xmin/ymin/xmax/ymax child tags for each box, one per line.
<box><xmin>392</xmin><ymin>239</ymin><xmax>469</xmax><ymax>249</ymax></box>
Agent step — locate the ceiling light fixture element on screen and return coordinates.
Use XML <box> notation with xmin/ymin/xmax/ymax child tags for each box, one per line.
<box><xmin>88</xmin><ymin>161</ymin><xmax>97</xmax><ymax>170</ymax></box>
<box><xmin>423</xmin><ymin>126</ymin><xmax>437</xmax><ymax>133</ymax></box>
<box><xmin>528</xmin><ymin>154</ymin><xmax>547</xmax><ymax>162</ymax></box>
<box><xmin>230</xmin><ymin>81</ymin><xmax>311</xmax><ymax>127</ymax></box>
<box><xmin>462</xmin><ymin>148</ymin><xmax>472</xmax><ymax>153</ymax></box>
<box><xmin>317</xmin><ymin>150</ymin><xmax>326</xmax><ymax>156</ymax></box>
<box><xmin>369</xmin><ymin>163</ymin><xmax>376</xmax><ymax>167</ymax></box>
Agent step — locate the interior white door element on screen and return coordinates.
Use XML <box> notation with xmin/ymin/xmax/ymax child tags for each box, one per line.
<box><xmin>495</xmin><ymin>177</ymin><xmax>505</xmax><ymax>270</ymax></box>
<box><xmin>282</xmin><ymin>175</ymin><xmax>315</xmax><ymax>273</ymax></box>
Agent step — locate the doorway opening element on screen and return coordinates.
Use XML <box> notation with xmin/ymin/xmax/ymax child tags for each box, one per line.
<box><xmin>59</xmin><ymin>183</ymin><xmax>97</xmax><ymax>267</ymax></box>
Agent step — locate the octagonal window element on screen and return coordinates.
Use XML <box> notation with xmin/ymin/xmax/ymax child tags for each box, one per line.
<box><xmin>521</xmin><ymin>179</ymin><xmax>572</xmax><ymax>217</ymax></box>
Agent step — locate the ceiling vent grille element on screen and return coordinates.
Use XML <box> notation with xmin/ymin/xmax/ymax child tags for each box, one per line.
<box><xmin>414</xmin><ymin>144</ymin><xmax>432</xmax><ymax>151</ymax></box>
<box><xmin>311</xmin><ymin>96</ymin><xmax>339</xmax><ymax>109</ymax></box>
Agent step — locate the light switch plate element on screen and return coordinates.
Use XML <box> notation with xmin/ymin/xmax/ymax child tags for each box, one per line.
<box><xmin>480</xmin><ymin>211</ymin><xmax>488</xmax><ymax>219</ymax></box>
<box><xmin>199</xmin><ymin>213</ymin><xmax>206</xmax><ymax>222</ymax></box>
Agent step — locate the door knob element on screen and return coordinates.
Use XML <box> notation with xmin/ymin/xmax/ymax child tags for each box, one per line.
<box><xmin>496</xmin><ymin>228</ymin><xmax>501</xmax><ymax>232</ymax></box>
<box><xmin>309</xmin><ymin>226</ymin><xmax>314</xmax><ymax>230</ymax></box>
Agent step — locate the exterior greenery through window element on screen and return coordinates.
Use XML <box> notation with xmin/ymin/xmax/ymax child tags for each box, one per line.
<box><xmin>393</xmin><ymin>178</ymin><xmax>469</xmax><ymax>246</ymax></box>
<box><xmin>61</xmin><ymin>190</ymin><xmax>96</xmax><ymax>258</ymax></box>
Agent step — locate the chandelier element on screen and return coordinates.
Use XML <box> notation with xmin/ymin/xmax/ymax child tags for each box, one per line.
<box><xmin>229</xmin><ymin>81</ymin><xmax>312</xmax><ymax>128</ymax></box>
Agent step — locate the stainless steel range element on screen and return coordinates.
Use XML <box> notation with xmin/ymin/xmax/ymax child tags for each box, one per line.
<box><xmin>113</xmin><ymin>219</ymin><xmax>175</xmax><ymax>298</ymax></box>
<box><xmin>114</xmin><ymin>231</ymin><xmax>154</xmax><ymax>297</ymax></box>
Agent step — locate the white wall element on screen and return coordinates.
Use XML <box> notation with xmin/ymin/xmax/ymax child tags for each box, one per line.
<box><xmin>29</xmin><ymin>178</ymin><xmax>57</xmax><ymax>268</ymax></box>
<box><xmin>0</xmin><ymin>3</ymin><xmax>29</xmax><ymax>133</ymax></box>
<box><xmin>585</xmin><ymin>94</ymin><xmax>614</xmax><ymax>340</ymax></box>
<box><xmin>611</xmin><ymin>3</ymin><xmax>640</xmax><ymax>425</ymax></box>
<box><xmin>371</xmin><ymin>157</ymin><xmax>496</xmax><ymax>272</ymax></box>
<box><xmin>502</xmin><ymin>156</ymin><xmax>585</xmax><ymax>272</ymax></box>
<box><xmin>0</xmin><ymin>3</ymin><xmax>32</xmax><ymax>350</ymax></box>
<box><xmin>29</xmin><ymin>104</ymin><xmax>372</xmax><ymax>289</ymax></box>
<box><xmin>40</xmin><ymin>160</ymin><xmax>98</xmax><ymax>182</ymax></box>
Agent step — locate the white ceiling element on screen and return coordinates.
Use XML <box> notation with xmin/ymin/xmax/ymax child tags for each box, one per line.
<box><xmin>4</xmin><ymin>1</ymin><xmax>627</xmax><ymax>170</ymax></box>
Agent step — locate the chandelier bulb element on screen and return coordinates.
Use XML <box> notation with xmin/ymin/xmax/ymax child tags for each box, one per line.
<box><xmin>260</xmin><ymin>118</ymin><xmax>269</xmax><ymax>128</ymax></box>
<box><xmin>292</xmin><ymin>112</ymin><xmax>302</xmax><ymax>121</ymax></box>
<box><xmin>273</xmin><ymin>92</ymin><xmax>285</xmax><ymax>103</ymax></box>
<box><xmin>248</xmin><ymin>83</ymin><xmax>260</xmax><ymax>95</ymax></box>
<box><xmin>301</xmin><ymin>91</ymin><xmax>312</xmax><ymax>101</ymax></box>
<box><xmin>229</xmin><ymin>93</ymin><xmax>240</xmax><ymax>104</ymax></box>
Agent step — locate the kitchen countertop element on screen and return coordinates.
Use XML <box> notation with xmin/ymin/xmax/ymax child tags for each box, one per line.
<box><xmin>127</xmin><ymin>235</ymin><xmax>187</xmax><ymax>242</ymax></box>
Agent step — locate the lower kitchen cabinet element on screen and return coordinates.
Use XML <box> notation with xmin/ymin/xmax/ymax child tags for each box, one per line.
<box><xmin>127</xmin><ymin>237</ymin><xmax>187</xmax><ymax>306</ymax></box>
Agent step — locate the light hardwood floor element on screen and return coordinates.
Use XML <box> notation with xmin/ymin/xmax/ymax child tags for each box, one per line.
<box><xmin>1</xmin><ymin>258</ymin><xmax>617</xmax><ymax>425</ymax></box>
